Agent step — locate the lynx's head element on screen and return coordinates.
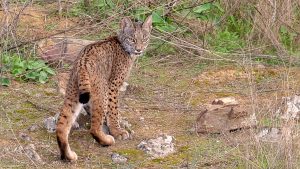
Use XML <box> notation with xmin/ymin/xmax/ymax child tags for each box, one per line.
<box><xmin>118</xmin><ymin>15</ymin><xmax>152</xmax><ymax>56</ymax></box>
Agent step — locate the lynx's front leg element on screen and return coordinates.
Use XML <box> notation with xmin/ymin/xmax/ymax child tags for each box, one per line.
<box><xmin>107</xmin><ymin>79</ymin><xmax>129</xmax><ymax>140</ymax></box>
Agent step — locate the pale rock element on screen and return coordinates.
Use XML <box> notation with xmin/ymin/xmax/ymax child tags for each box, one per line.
<box><xmin>44</xmin><ymin>116</ymin><xmax>56</xmax><ymax>133</ymax></box>
<box><xmin>212</xmin><ymin>97</ymin><xmax>239</xmax><ymax>106</ymax></box>
<box><xmin>139</xmin><ymin>117</ymin><xmax>145</xmax><ymax>122</ymax></box>
<box><xmin>24</xmin><ymin>144</ymin><xmax>43</xmax><ymax>163</ymax></box>
<box><xmin>257</xmin><ymin>127</ymin><xmax>281</xmax><ymax>142</ymax></box>
<box><xmin>196</xmin><ymin>97</ymin><xmax>257</xmax><ymax>134</ymax></box>
<box><xmin>19</xmin><ymin>133</ymin><xmax>31</xmax><ymax>142</ymax></box>
<box><xmin>137</xmin><ymin>134</ymin><xmax>175</xmax><ymax>158</ymax></box>
<box><xmin>119</xmin><ymin>82</ymin><xmax>129</xmax><ymax>92</ymax></box>
<box><xmin>28</xmin><ymin>124</ymin><xmax>39</xmax><ymax>132</ymax></box>
<box><xmin>111</xmin><ymin>153</ymin><xmax>127</xmax><ymax>164</ymax></box>
<box><xmin>280</xmin><ymin>95</ymin><xmax>300</xmax><ymax>120</ymax></box>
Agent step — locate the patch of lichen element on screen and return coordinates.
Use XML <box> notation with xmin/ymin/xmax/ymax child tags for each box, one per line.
<box><xmin>116</xmin><ymin>148</ymin><xmax>145</xmax><ymax>162</ymax></box>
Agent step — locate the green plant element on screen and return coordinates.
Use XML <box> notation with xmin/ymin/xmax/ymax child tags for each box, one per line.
<box><xmin>68</xmin><ymin>0</ymin><xmax>116</xmax><ymax>17</ymax></box>
<box><xmin>227</xmin><ymin>15</ymin><xmax>252</xmax><ymax>38</ymax></box>
<box><xmin>1</xmin><ymin>53</ymin><xmax>55</xmax><ymax>86</ymax></box>
<box><xmin>0</xmin><ymin>77</ymin><xmax>10</xmax><ymax>86</ymax></box>
<box><xmin>133</xmin><ymin>7</ymin><xmax>177</xmax><ymax>32</ymax></box>
<box><xmin>192</xmin><ymin>1</ymin><xmax>224</xmax><ymax>22</ymax></box>
<box><xmin>279</xmin><ymin>25</ymin><xmax>297</xmax><ymax>51</ymax></box>
<box><xmin>207</xmin><ymin>28</ymin><xmax>244</xmax><ymax>53</ymax></box>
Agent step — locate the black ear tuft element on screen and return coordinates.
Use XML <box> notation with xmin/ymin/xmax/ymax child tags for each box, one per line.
<box><xmin>79</xmin><ymin>92</ymin><xmax>90</xmax><ymax>104</ymax></box>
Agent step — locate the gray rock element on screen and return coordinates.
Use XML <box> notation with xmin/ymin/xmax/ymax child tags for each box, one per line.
<box><xmin>24</xmin><ymin>144</ymin><xmax>43</xmax><ymax>163</ymax></box>
<box><xmin>111</xmin><ymin>153</ymin><xmax>127</xmax><ymax>164</ymax></box>
<box><xmin>28</xmin><ymin>124</ymin><xmax>39</xmax><ymax>132</ymax></box>
<box><xmin>37</xmin><ymin>37</ymin><xmax>95</xmax><ymax>65</ymax></box>
<box><xmin>44</xmin><ymin>111</ymin><xmax>88</xmax><ymax>133</ymax></box>
<box><xmin>44</xmin><ymin>116</ymin><xmax>56</xmax><ymax>133</ymax></box>
<box><xmin>137</xmin><ymin>134</ymin><xmax>175</xmax><ymax>158</ymax></box>
<box><xmin>257</xmin><ymin>127</ymin><xmax>281</xmax><ymax>142</ymax></box>
<box><xmin>120</xmin><ymin>118</ymin><xmax>134</xmax><ymax>139</ymax></box>
<box><xmin>120</xmin><ymin>118</ymin><xmax>132</xmax><ymax>129</ymax></box>
<box><xmin>119</xmin><ymin>82</ymin><xmax>129</xmax><ymax>92</ymax></box>
<box><xmin>212</xmin><ymin>97</ymin><xmax>239</xmax><ymax>106</ymax></box>
<box><xmin>19</xmin><ymin>132</ymin><xmax>31</xmax><ymax>142</ymax></box>
<box><xmin>196</xmin><ymin>98</ymin><xmax>257</xmax><ymax>134</ymax></box>
<box><xmin>139</xmin><ymin>117</ymin><xmax>145</xmax><ymax>122</ymax></box>
<box><xmin>280</xmin><ymin>95</ymin><xmax>300</xmax><ymax>120</ymax></box>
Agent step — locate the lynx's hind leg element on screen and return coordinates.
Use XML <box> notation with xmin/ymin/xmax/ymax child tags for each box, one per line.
<box><xmin>56</xmin><ymin>90</ymin><xmax>82</xmax><ymax>161</ymax></box>
<box><xmin>90</xmin><ymin>84</ymin><xmax>115</xmax><ymax>146</ymax></box>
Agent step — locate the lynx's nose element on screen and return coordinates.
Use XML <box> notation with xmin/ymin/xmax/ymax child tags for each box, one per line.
<box><xmin>135</xmin><ymin>49</ymin><xmax>142</xmax><ymax>54</ymax></box>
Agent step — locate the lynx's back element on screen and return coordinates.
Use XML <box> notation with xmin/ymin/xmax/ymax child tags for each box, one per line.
<box><xmin>56</xmin><ymin>15</ymin><xmax>152</xmax><ymax>162</ymax></box>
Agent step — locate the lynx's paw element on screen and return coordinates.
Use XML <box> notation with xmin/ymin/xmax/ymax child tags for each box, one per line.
<box><xmin>110</xmin><ymin>128</ymin><xmax>129</xmax><ymax>140</ymax></box>
<box><xmin>62</xmin><ymin>150</ymin><xmax>78</xmax><ymax>162</ymax></box>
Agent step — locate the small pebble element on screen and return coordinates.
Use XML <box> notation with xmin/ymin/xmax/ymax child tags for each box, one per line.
<box><xmin>24</xmin><ymin>144</ymin><xmax>43</xmax><ymax>163</ymax></box>
<box><xmin>28</xmin><ymin>125</ymin><xmax>39</xmax><ymax>132</ymax></box>
<box><xmin>19</xmin><ymin>132</ymin><xmax>31</xmax><ymax>142</ymax></box>
<box><xmin>139</xmin><ymin>117</ymin><xmax>145</xmax><ymax>122</ymax></box>
<box><xmin>111</xmin><ymin>153</ymin><xmax>127</xmax><ymax>164</ymax></box>
<box><xmin>44</xmin><ymin>116</ymin><xmax>56</xmax><ymax>133</ymax></box>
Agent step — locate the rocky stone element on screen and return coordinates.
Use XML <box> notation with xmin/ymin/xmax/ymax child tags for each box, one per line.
<box><xmin>111</xmin><ymin>153</ymin><xmax>127</xmax><ymax>164</ymax></box>
<box><xmin>44</xmin><ymin>116</ymin><xmax>56</xmax><ymax>133</ymax></box>
<box><xmin>278</xmin><ymin>95</ymin><xmax>300</xmax><ymax>120</ymax></box>
<box><xmin>137</xmin><ymin>134</ymin><xmax>175</xmax><ymax>158</ymax></box>
<box><xmin>28</xmin><ymin>124</ymin><xmax>39</xmax><ymax>132</ymax></box>
<box><xmin>119</xmin><ymin>82</ymin><xmax>129</xmax><ymax>92</ymax></box>
<box><xmin>257</xmin><ymin>127</ymin><xmax>281</xmax><ymax>142</ymax></box>
<box><xmin>37</xmin><ymin>37</ymin><xmax>95</xmax><ymax>65</ymax></box>
<box><xmin>212</xmin><ymin>97</ymin><xmax>239</xmax><ymax>106</ymax></box>
<box><xmin>19</xmin><ymin>132</ymin><xmax>31</xmax><ymax>142</ymax></box>
<box><xmin>196</xmin><ymin>98</ymin><xmax>257</xmax><ymax>134</ymax></box>
<box><xmin>139</xmin><ymin>117</ymin><xmax>145</xmax><ymax>122</ymax></box>
<box><xmin>44</xmin><ymin>111</ymin><xmax>85</xmax><ymax>133</ymax></box>
<box><xmin>24</xmin><ymin>144</ymin><xmax>43</xmax><ymax>163</ymax></box>
<box><xmin>120</xmin><ymin>118</ymin><xmax>132</xmax><ymax>129</ymax></box>
<box><xmin>120</xmin><ymin>118</ymin><xmax>134</xmax><ymax>139</ymax></box>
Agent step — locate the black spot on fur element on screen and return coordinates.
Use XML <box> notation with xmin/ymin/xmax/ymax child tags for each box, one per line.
<box><xmin>57</xmin><ymin>137</ymin><xmax>66</xmax><ymax>160</ymax></box>
<box><xmin>79</xmin><ymin>92</ymin><xmax>90</xmax><ymax>104</ymax></box>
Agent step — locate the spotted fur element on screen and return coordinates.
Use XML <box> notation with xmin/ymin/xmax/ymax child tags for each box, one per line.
<box><xmin>56</xmin><ymin>15</ymin><xmax>152</xmax><ymax>161</ymax></box>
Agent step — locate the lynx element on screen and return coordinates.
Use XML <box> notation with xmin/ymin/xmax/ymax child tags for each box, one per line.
<box><xmin>56</xmin><ymin>15</ymin><xmax>152</xmax><ymax>161</ymax></box>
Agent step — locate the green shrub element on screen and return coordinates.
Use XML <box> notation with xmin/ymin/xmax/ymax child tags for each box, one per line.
<box><xmin>0</xmin><ymin>53</ymin><xmax>55</xmax><ymax>86</ymax></box>
<box><xmin>207</xmin><ymin>28</ymin><xmax>244</xmax><ymax>53</ymax></box>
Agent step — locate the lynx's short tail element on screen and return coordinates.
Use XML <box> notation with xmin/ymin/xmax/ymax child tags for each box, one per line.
<box><xmin>78</xmin><ymin>70</ymin><xmax>91</xmax><ymax>104</ymax></box>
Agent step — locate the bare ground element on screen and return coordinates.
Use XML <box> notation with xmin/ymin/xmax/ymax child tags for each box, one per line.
<box><xmin>1</xmin><ymin>54</ymin><xmax>300</xmax><ymax>168</ymax></box>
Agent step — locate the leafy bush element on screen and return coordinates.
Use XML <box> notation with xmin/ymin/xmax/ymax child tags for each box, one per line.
<box><xmin>133</xmin><ymin>6</ymin><xmax>178</xmax><ymax>33</ymax></box>
<box><xmin>0</xmin><ymin>53</ymin><xmax>55</xmax><ymax>86</ymax></box>
<box><xmin>68</xmin><ymin>0</ymin><xmax>116</xmax><ymax>17</ymax></box>
<box><xmin>207</xmin><ymin>28</ymin><xmax>244</xmax><ymax>53</ymax></box>
<box><xmin>279</xmin><ymin>25</ymin><xmax>297</xmax><ymax>52</ymax></box>
<box><xmin>192</xmin><ymin>1</ymin><xmax>224</xmax><ymax>22</ymax></box>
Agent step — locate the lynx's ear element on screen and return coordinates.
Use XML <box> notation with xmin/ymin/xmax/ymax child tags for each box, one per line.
<box><xmin>120</xmin><ymin>17</ymin><xmax>134</xmax><ymax>32</ymax></box>
<box><xmin>142</xmin><ymin>15</ymin><xmax>152</xmax><ymax>32</ymax></box>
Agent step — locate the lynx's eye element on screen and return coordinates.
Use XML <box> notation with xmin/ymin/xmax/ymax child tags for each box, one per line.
<box><xmin>127</xmin><ymin>38</ymin><xmax>136</xmax><ymax>43</ymax></box>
